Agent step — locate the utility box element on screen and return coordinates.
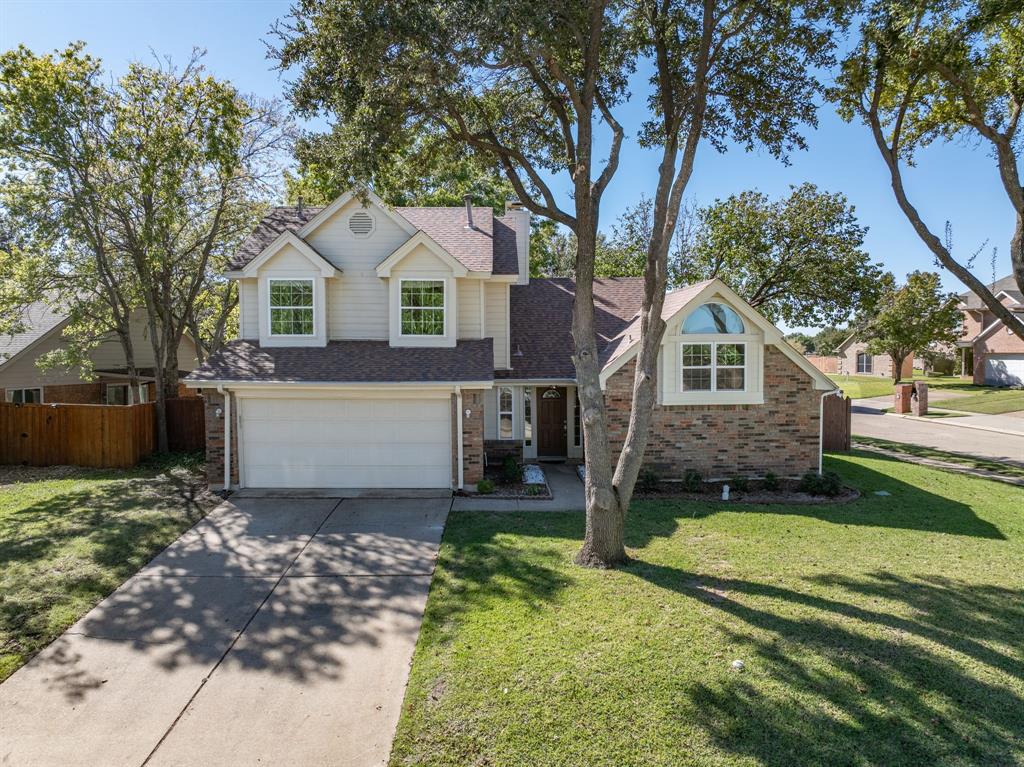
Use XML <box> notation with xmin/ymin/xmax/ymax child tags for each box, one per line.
<box><xmin>894</xmin><ymin>383</ymin><xmax>913</xmax><ymax>414</ymax></box>
<box><xmin>911</xmin><ymin>382</ymin><xmax>928</xmax><ymax>417</ymax></box>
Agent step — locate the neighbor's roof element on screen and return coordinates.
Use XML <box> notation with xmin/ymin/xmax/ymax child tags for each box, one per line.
<box><xmin>0</xmin><ymin>301</ymin><xmax>67</xmax><ymax>367</ymax></box>
<box><xmin>960</xmin><ymin>274</ymin><xmax>1022</xmax><ymax>310</ymax></box>
<box><xmin>228</xmin><ymin>204</ymin><xmax>520</xmax><ymax>275</ymax></box>
<box><xmin>186</xmin><ymin>338</ymin><xmax>495</xmax><ymax>385</ymax></box>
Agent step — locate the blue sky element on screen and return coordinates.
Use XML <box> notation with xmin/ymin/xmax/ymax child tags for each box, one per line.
<box><xmin>2</xmin><ymin>0</ymin><xmax>1016</xmax><ymax>331</ymax></box>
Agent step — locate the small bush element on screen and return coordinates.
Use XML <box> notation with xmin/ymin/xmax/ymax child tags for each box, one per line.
<box><xmin>681</xmin><ymin>468</ymin><xmax>703</xmax><ymax>493</ymax></box>
<box><xmin>477</xmin><ymin>478</ymin><xmax>495</xmax><ymax>494</ymax></box>
<box><xmin>763</xmin><ymin>472</ymin><xmax>780</xmax><ymax>491</ymax></box>
<box><xmin>524</xmin><ymin>485</ymin><xmax>542</xmax><ymax>496</ymax></box>
<box><xmin>637</xmin><ymin>467</ymin><xmax>660</xmax><ymax>494</ymax></box>
<box><xmin>500</xmin><ymin>456</ymin><xmax>521</xmax><ymax>485</ymax></box>
<box><xmin>797</xmin><ymin>470</ymin><xmax>842</xmax><ymax>497</ymax></box>
<box><xmin>729</xmin><ymin>476</ymin><xmax>749</xmax><ymax>493</ymax></box>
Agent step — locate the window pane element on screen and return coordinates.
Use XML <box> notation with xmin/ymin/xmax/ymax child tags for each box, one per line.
<box><xmin>271</xmin><ymin>307</ymin><xmax>314</xmax><ymax>335</ymax></box>
<box><xmin>499</xmin><ymin>414</ymin><xmax>513</xmax><ymax>440</ymax></box>
<box><xmin>270</xmin><ymin>280</ymin><xmax>313</xmax><ymax>307</ymax></box>
<box><xmin>681</xmin><ymin>343</ymin><xmax>712</xmax><ymax>366</ymax></box>
<box><xmin>682</xmin><ymin>303</ymin><xmax>745</xmax><ymax>334</ymax></box>
<box><xmin>682</xmin><ymin>368</ymin><xmax>712</xmax><ymax>391</ymax></box>
<box><xmin>499</xmin><ymin>388</ymin><xmax>512</xmax><ymax>411</ymax></box>
<box><xmin>717</xmin><ymin>343</ymin><xmax>745</xmax><ymax>366</ymax></box>
<box><xmin>716</xmin><ymin>367</ymin><xmax>745</xmax><ymax>391</ymax></box>
<box><xmin>400</xmin><ymin>281</ymin><xmax>445</xmax><ymax>336</ymax></box>
<box><xmin>401</xmin><ymin>308</ymin><xmax>444</xmax><ymax>335</ymax></box>
<box><xmin>401</xmin><ymin>280</ymin><xmax>444</xmax><ymax>307</ymax></box>
<box><xmin>524</xmin><ymin>390</ymin><xmax>532</xmax><ymax>446</ymax></box>
<box><xmin>574</xmin><ymin>392</ymin><xmax>582</xmax><ymax>447</ymax></box>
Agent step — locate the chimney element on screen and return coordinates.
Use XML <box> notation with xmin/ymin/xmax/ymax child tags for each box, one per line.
<box><xmin>297</xmin><ymin>195</ymin><xmax>304</xmax><ymax>215</ymax></box>
<box><xmin>504</xmin><ymin>198</ymin><xmax>531</xmax><ymax>286</ymax></box>
<box><xmin>464</xmin><ymin>194</ymin><xmax>474</xmax><ymax>230</ymax></box>
<box><xmin>505</xmin><ymin>198</ymin><xmax>525</xmax><ymax>213</ymax></box>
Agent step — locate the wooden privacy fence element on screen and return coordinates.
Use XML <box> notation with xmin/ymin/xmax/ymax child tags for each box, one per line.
<box><xmin>1</xmin><ymin>396</ymin><xmax>206</xmax><ymax>468</ymax></box>
<box><xmin>822</xmin><ymin>393</ymin><xmax>852</xmax><ymax>452</ymax></box>
<box><xmin>1</xmin><ymin>402</ymin><xmax>156</xmax><ymax>468</ymax></box>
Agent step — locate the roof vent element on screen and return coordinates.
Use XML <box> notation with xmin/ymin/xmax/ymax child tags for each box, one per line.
<box><xmin>348</xmin><ymin>210</ymin><xmax>374</xmax><ymax>237</ymax></box>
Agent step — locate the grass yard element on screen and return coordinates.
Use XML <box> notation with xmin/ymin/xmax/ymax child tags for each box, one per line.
<box><xmin>0</xmin><ymin>454</ymin><xmax>217</xmax><ymax>681</ymax></box>
<box><xmin>829</xmin><ymin>373</ymin><xmax>1024</xmax><ymax>414</ymax></box>
<box><xmin>854</xmin><ymin>435</ymin><xmax>1024</xmax><ymax>481</ymax></box>
<box><xmin>937</xmin><ymin>388</ymin><xmax>1024</xmax><ymax>415</ymax></box>
<box><xmin>391</xmin><ymin>454</ymin><xmax>1024</xmax><ymax>767</ymax></box>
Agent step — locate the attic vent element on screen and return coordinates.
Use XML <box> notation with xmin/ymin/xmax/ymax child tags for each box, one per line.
<box><xmin>348</xmin><ymin>210</ymin><xmax>375</xmax><ymax>237</ymax></box>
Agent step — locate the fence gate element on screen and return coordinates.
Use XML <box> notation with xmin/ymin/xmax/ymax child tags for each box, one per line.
<box><xmin>822</xmin><ymin>394</ymin><xmax>852</xmax><ymax>452</ymax></box>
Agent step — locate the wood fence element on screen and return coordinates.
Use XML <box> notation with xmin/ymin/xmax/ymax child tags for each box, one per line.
<box><xmin>822</xmin><ymin>393</ymin><xmax>852</xmax><ymax>452</ymax></box>
<box><xmin>0</xmin><ymin>396</ymin><xmax>205</xmax><ymax>468</ymax></box>
<box><xmin>806</xmin><ymin>354</ymin><xmax>839</xmax><ymax>375</ymax></box>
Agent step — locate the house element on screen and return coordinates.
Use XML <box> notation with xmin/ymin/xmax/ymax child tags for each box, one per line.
<box><xmin>956</xmin><ymin>274</ymin><xmax>1024</xmax><ymax>386</ymax></box>
<box><xmin>0</xmin><ymin>303</ymin><xmax>198</xmax><ymax>404</ymax></box>
<box><xmin>835</xmin><ymin>336</ymin><xmax>913</xmax><ymax>379</ymax></box>
<box><xmin>185</xmin><ymin>190</ymin><xmax>836</xmax><ymax>491</ymax></box>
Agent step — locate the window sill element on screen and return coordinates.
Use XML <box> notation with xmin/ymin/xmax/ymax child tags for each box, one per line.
<box><xmin>660</xmin><ymin>391</ymin><xmax>765</xmax><ymax>407</ymax></box>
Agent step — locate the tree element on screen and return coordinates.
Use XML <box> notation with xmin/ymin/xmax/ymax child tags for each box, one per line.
<box><xmin>274</xmin><ymin>0</ymin><xmax>848</xmax><ymax>567</ymax></box>
<box><xmin>858</xmin><ymin>271</ymin><xmax>961</xmax><ymax>382</ymax></box>
<box><xmin>831</xmin><ymin>0</ymin><xmax>1024</xmax><ymax>340</ymax></box>
<box><xmin>0</xmin><ymin>45</ymin><xmax>289</xmax><ymax>449</ymax></box>
<box><xmin>813</xmin><ymin>326</ymin><xmax>849</xmax><ymax>355</ymax></box>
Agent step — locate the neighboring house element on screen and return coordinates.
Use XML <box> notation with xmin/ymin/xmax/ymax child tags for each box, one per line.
<box><xmin>185</xmin><ymin>190</ymin><xmax>836</xmax><ymax>491</ymax></box>
<box><xmin>0</xmin><ymin>303</ymin><xmax>198</xmax><ymax>404</ymax></box>
<box><xmin>835</xmin><ymin>336</ymin><xmax>914</xmax><ymax>380</ymax></box>
<box><xmin>956</xmin><ymin>274</ymin><xmax>1024</xmax><ymax>386</ymax></box>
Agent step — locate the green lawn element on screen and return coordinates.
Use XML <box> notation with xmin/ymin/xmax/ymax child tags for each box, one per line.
<box><xmin>937</xmin><ymin>388</ymin><xmax>1024</xmax><ymax>415</ymax></box>
<box><xmin>853</xmin><ymin>436</ymin><xmax>1024</xmax><ymax>481</ymax></box>
<box><xmin>391</xmin><ymin>454</ymin><xmax>1024</xmax><ymax>767</ymax></box>
<box><xmin>0</xmin><ymin>455</ymin><xmax>216</xmax><ymax>681</ymax></box>
<box><xmin>829</xmin><ymin>373</ymin><xmax>1024</xmax><ymax>414</ymax></box>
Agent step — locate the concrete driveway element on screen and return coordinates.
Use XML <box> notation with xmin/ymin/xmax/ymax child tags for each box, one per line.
<box><xmin>0</xmin><ymin>496</ymin><xmax>450</xmax><ymax>767</ymax></box>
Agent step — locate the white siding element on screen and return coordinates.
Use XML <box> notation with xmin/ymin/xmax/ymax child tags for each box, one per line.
<box><xmin>239</xmin><ymin>279</ymin><xmax>258</xmax><ymax>339</ymax></box>
<box><xmin>457</xmin><ymin>279</ymin><xmax>483</xmax><ymax>338</ymax></box>
<box><xmin>485</xmin><ymin>282</ymin><xmax>509</xmax><ymax>369</ymax></box>
<box><xmin>306</xmin><ymin>200</ymin><xmax>411</xmax><ymax>341</ymax></box>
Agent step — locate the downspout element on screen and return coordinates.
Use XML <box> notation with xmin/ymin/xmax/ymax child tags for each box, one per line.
<box><xmin>819</xmin><ymin>389</ymin><xmax>843</xmax><ymax>475</ymax></box>
<box><xmin>455</xmin><ymin>386</ymin><xmax>464</xmax><ymax>490</ymax></box>
<box><xmin>217</xmin><ymin>385</ymin><xmax>231</xmax><ymax>491</ymax></box>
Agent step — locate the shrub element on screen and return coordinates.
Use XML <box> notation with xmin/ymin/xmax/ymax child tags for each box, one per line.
<box><xmin>477</xmin><ymin>478</ymin><xmax>495</xmax><ymax>494</ymax></box>
<box><xmin>797</xmin><ymin>470</ymin><xmax>842</xmax><ymax>497</ymax></box>
<box><xmin>524</xmin><ymin>485</ymin><xmax>542</xmax><ymax>496</ymax></box>
<box><xmin>729</xmin><ymin>476</ymin><xmax>749</xmax><ymax>493</ymax></box>
<box><xmin>763</xmin><ymin>472</ymin><xmax>780</xmax><ymax>491</ymax></box>
<box><xmin>500</xmin><ymin>456</ymin><xmax>521</xmax><ymax>485</ymax></box>
<box><xmin>637</xmin><ymin>467</ymin><xmax>660</xmax><ymax>494</ymax></box>
<box><xmin>681</xmin><ymin>468</ymin><xmax>703</xmax><ymax>493</ymax></box>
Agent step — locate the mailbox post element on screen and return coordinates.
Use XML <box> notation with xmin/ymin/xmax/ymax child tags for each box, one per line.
<box><xmin>894</xmin><ymin>382</ymin><xmax>913</xmax><ymax>414</ymax></box>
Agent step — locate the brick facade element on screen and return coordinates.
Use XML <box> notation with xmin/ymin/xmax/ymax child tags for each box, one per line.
<box><xmin>838</xmin><ymin>341</ymin><xmax>913</xmax><ymax>379</ymax></box>
<box><xmin>42</xmin><ymin>382</ymin><xmax>103</xmax><ymax>404</ymax></box>
<box><xmin>972</xmin><ymin>327</ymin><xmax>1024</xmax><ymax>384</ymax></box>
<box><xmin>202</xmin><ymin>389</ymin><xmax>239</xmax><ymax>489</ymax></box>
<box><xmin>484</xmin><ymin>439</ymin><xmax>522</xmax><ymax>465</ymax></box>
<box><xmin>605</xmin><ymin>346</ymin><xmax>821</xmax><ymax>479</ymax></box>
<box><xmin>460</xmin><ymin>389</ymin><xmax>485</xmax><ymax>485</ymax></box>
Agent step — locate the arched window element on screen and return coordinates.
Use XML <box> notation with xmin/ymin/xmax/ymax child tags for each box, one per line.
<box><xmin>681</xmin><ymin>303</ymin><xmax>745</xmax><ymax>334</ymax></box>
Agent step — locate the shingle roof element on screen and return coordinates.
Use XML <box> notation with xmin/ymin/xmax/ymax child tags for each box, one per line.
<box><xmin>960</xmin><ymin>274</ymin><xmax>1021</xmax><ymax>310</ymax></box>
<box><xmin>186</xmin><ymin>339</ymin><xmax>494</xmax><ymax>384</ymax></box>
<box><xmin>229</xmin><ymin>202</ymin><xmax>521</xmax><ymax>275</ymax></box>
<box><xmin>228</xmin><ymin>206</ymin><xmax>323</xmax><ymax>271</ymax></box>
<box><xmin>0</xmin><ymin>301</ymin><xmax>67</xmax><ymax>366</ymax></box>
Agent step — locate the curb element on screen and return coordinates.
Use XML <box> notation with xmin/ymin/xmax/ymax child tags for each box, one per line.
<box><xmin>884</xmin><ymin>411</ymin><xmax>1024</xmax><ymax>438</ymax></box>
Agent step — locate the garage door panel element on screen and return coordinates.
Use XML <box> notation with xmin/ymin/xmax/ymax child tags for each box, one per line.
<box><xmin>984</xmin><ymin>354</ymin><xmax>1024</xmax><ymax>386</ymax></box>
<box><xmin>240</xmin><ymin>396</ymin><xmax>451</xmax><ymax>489</ymax></box>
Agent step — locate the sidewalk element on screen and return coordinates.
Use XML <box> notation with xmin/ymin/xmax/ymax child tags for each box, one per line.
<box><xmin>851</xmin><ymin>395</ymin><xmax>1024</xmax><ymax>437</ymax></box>
<box><xmin>452</xmin><ymin>463</ymin><xmax>585</xmax><ymax>512</ymax></box>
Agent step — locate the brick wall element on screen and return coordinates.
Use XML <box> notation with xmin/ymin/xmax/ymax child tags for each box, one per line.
<box><xmin>462</xmin><ymin>390</ymin><xmax>485</xmax><ymax>485</ymax></box>
<box><xmin>605</xmin><ymin>346</ymin><xmax>821</xmax><ymax>479</ymax></box>
<box><xmin>973</xmin><ymin>325</ymin><xmax>1024</xmax><ymax>384</ymax></box>
<box><xmin>202</xmin><ymin>389</ymin><xmax>238</xmax><ymax>489</ymax></box>
<box><xmin>838</xmin><ymin>342</ymin><xmax>913</xmax><ymax>379</ymax></box>
<box><xmin>484</xmin><ymin>440</ymin><xmax>522</xmax><ymax>466</ymax></box>
<box><xmin>42</xmin><ymin>382</ymin><xmax>103</xmax><ymax>404</ymax></box>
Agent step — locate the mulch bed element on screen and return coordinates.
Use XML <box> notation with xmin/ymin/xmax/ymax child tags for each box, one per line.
<box><xmin>635</xmin><ymin>478</ymin><xmax>860</xmax><ymax>505</ymax></box>
<box><xmin>468</xmin><ymin>466</ymin><xmax>552</xmax><ymax>499</ymax></box>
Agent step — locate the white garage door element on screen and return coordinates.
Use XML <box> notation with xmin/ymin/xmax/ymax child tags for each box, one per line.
<box><xmin>240</xmin><ymin>396</ymin><xmax>452</xmax><ymax>489</ymax></box>
<box><xmin>984</xmin><ymin>354</ymin><xmax>1024</xmax><ymax>386</ymax></box>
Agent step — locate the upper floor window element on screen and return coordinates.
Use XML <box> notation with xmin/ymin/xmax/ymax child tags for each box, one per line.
<box><xmin>400</xmin><ymin>280</ymin><xmax>445</xmax><ymax>336</ymax></box>
<box><xmin>681</xmin><ymin>342</ymin><xmax>746</xmax><ymax>392</ymax></box>
<box><xmin>269</xmin><ymin>279</ymin><xmax>315</xmax><ymax>336</ymax></box>
<box><xmin>682</xmin><ymin>303</ymin><xmax>745</xmax><ymax>334</ymax></box>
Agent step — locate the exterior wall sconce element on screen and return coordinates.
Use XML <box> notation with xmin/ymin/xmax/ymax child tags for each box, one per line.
<box><xmin>214</xmin><ymin>407</ymin><xmax>223</xmax><ymax>419</ymax></box>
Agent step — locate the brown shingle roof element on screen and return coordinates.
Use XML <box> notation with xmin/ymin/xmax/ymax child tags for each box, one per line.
<box><xmin>186</xmin><ymin>339</ymin><xmax>494</xmax><ymax>384</ymax></box>
<box><xmin>0</xmin><ymin>301</ymin><xmax>68</xmax><ymax>365</ymax></box>
<box><xmin>229</xmin><ymin>206</ymin><xmax>323</xmax><ymax>271</ymax></box>
<box><xmin>960</xmin><ymin>274</ymin><xmax>1021</xmax><ymax>310</ymax></box>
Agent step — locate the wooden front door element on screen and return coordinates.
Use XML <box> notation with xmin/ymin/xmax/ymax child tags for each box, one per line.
<box><xmin>537</xmin><ymin>387</ymin><xmax>567</xmax><ymax>457</ymax></box>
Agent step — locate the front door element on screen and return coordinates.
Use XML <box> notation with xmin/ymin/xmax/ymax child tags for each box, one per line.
<box><xmin>537</xmin><ymin>387</ymin><xmax>567</xmax><ymax>457</ymax></box>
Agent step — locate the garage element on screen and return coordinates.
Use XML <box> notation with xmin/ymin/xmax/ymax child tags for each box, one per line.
<box><xmin>984</xmin><ymin>354</ymin><xmax>1024</xmax><ymax>386</ymax></box>
<box><xmin>239</xmin><ymin>395</ymin><xmax>452</xmax><ymax>488</ymax></box>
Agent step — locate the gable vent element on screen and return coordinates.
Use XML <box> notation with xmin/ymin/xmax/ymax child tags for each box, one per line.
<box><xmin>348</xmin><ymin>210</ymin><xmax>374</xmax><ymax>237</ymax></box>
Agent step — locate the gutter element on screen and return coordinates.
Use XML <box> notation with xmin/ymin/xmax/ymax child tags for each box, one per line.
<box><xmin>455</xmin><ymin>386</ymin><xmax>464</xmax><ymax>490</ymax></box>
<box><xmin>217</xmin><ymin>384</ymin><xmax>231</xmax><ymax>491</ymax></box>
<box><xmin>819</xmin><ymin>388</ymin><xmax>844</xmax><ymax>475</ymax></box>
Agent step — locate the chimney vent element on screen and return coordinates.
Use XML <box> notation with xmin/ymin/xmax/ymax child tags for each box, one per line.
<box><xmin>464</xmin><ymin>194</ymin><xmax>474</xmax><ymax>230</ymax></box>
<box><xmin>505</xmin><ymin>198</ymin><xmax>525</xmax><ymax>213</ymax></box>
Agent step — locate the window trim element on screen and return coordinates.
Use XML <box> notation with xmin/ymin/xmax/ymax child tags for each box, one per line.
<box><xmin>680</xmin><ymin>341</ymin><xmax>747</xmax><ymax>393</ymax></box>
<box><xmin>398</xmin><ymin>278</ymin><xmax>447</xmax><ymax>338</ymax></box>
<box><xmin>497</xmin><ymin>385</ymin><xmax>514</xmax><ymax>441</ymax></box>
<box><xmin>856</xmin><ymin>351</ymin><xmax>873</xmax><ymax>374</ymax></box>
<box><xmin>523</xmin><ymin>387</ymin><xmax>532</xmax><ymax>447</ymax></box>
<box><xmin>267</xmin><ymin>278</ymin><xmax>316</xmax><ymax>338</ymax></box>
<box><xmin>6</xmin><ymin>387</ymin><xmax>43</xmax><ymax>404</ymax></box>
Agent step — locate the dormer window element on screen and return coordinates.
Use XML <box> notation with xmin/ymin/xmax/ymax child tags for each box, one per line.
<box><xmin>681</xmin><ymin>302</ymin><xmax>745</xmax><ymax>334</ymax></box>
<box><xmin>269</xmin><ymin>279</ymin><xmax>315</xmax><ymax>336</ymax></box>
<box><xmin>680</xmin><ymin>302</ymin><xmax>747</xmax><ymax>393</ymax></box>
<box><xmin>400</xmin><ymin>279</ymin><xmax>445</xmax><ymax>336</ymax></box>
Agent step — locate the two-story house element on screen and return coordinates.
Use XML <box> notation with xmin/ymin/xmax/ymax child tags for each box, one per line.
<box><xmin>956</xmin><ymin>275</ymin><xmax>1024</xmax><ymax>386</ymax></box>
<box><xmin>186</xmin><ymin>190</ymin><xmax>836</xmax><ymax>491</ymax></box>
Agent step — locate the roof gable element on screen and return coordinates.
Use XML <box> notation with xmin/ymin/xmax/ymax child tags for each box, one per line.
<box><xmin>376</xmin><ymin>231</ymin><xmax>470</xmax><ymax>277</ymax></box>
<box><xmin>0</xmin><ymin>302</ymin><xmax>69</xmax><ymax>369</ymax></box>
<box><xmin>235</xmin><ymin>231</ymin><xmax>339</xmax><ymax>278</ymax></box>
<box><xmin>297</xmin><ymin>190</ymin><xmax>417</xmax><ymax>241</ymax></box>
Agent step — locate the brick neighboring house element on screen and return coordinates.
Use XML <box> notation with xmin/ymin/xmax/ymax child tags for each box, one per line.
<box><xmin>835</xmin><ymin>336</ymin><xmax>914</xmax><ymax>380</ymax></box>
<box><xmin>0</xmin><ymin>303</ymin><xmax>198</xmax><ymax>404</ymax></box>
<box><xmin>956</xmin><ymin>274</ymin><xmax>1024</xmax><ymax>386</ymax></box>
<box><xmin>185</xmin><ymin>190</ymin><xmax>837</xmax><ymax>491</ymax></box>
